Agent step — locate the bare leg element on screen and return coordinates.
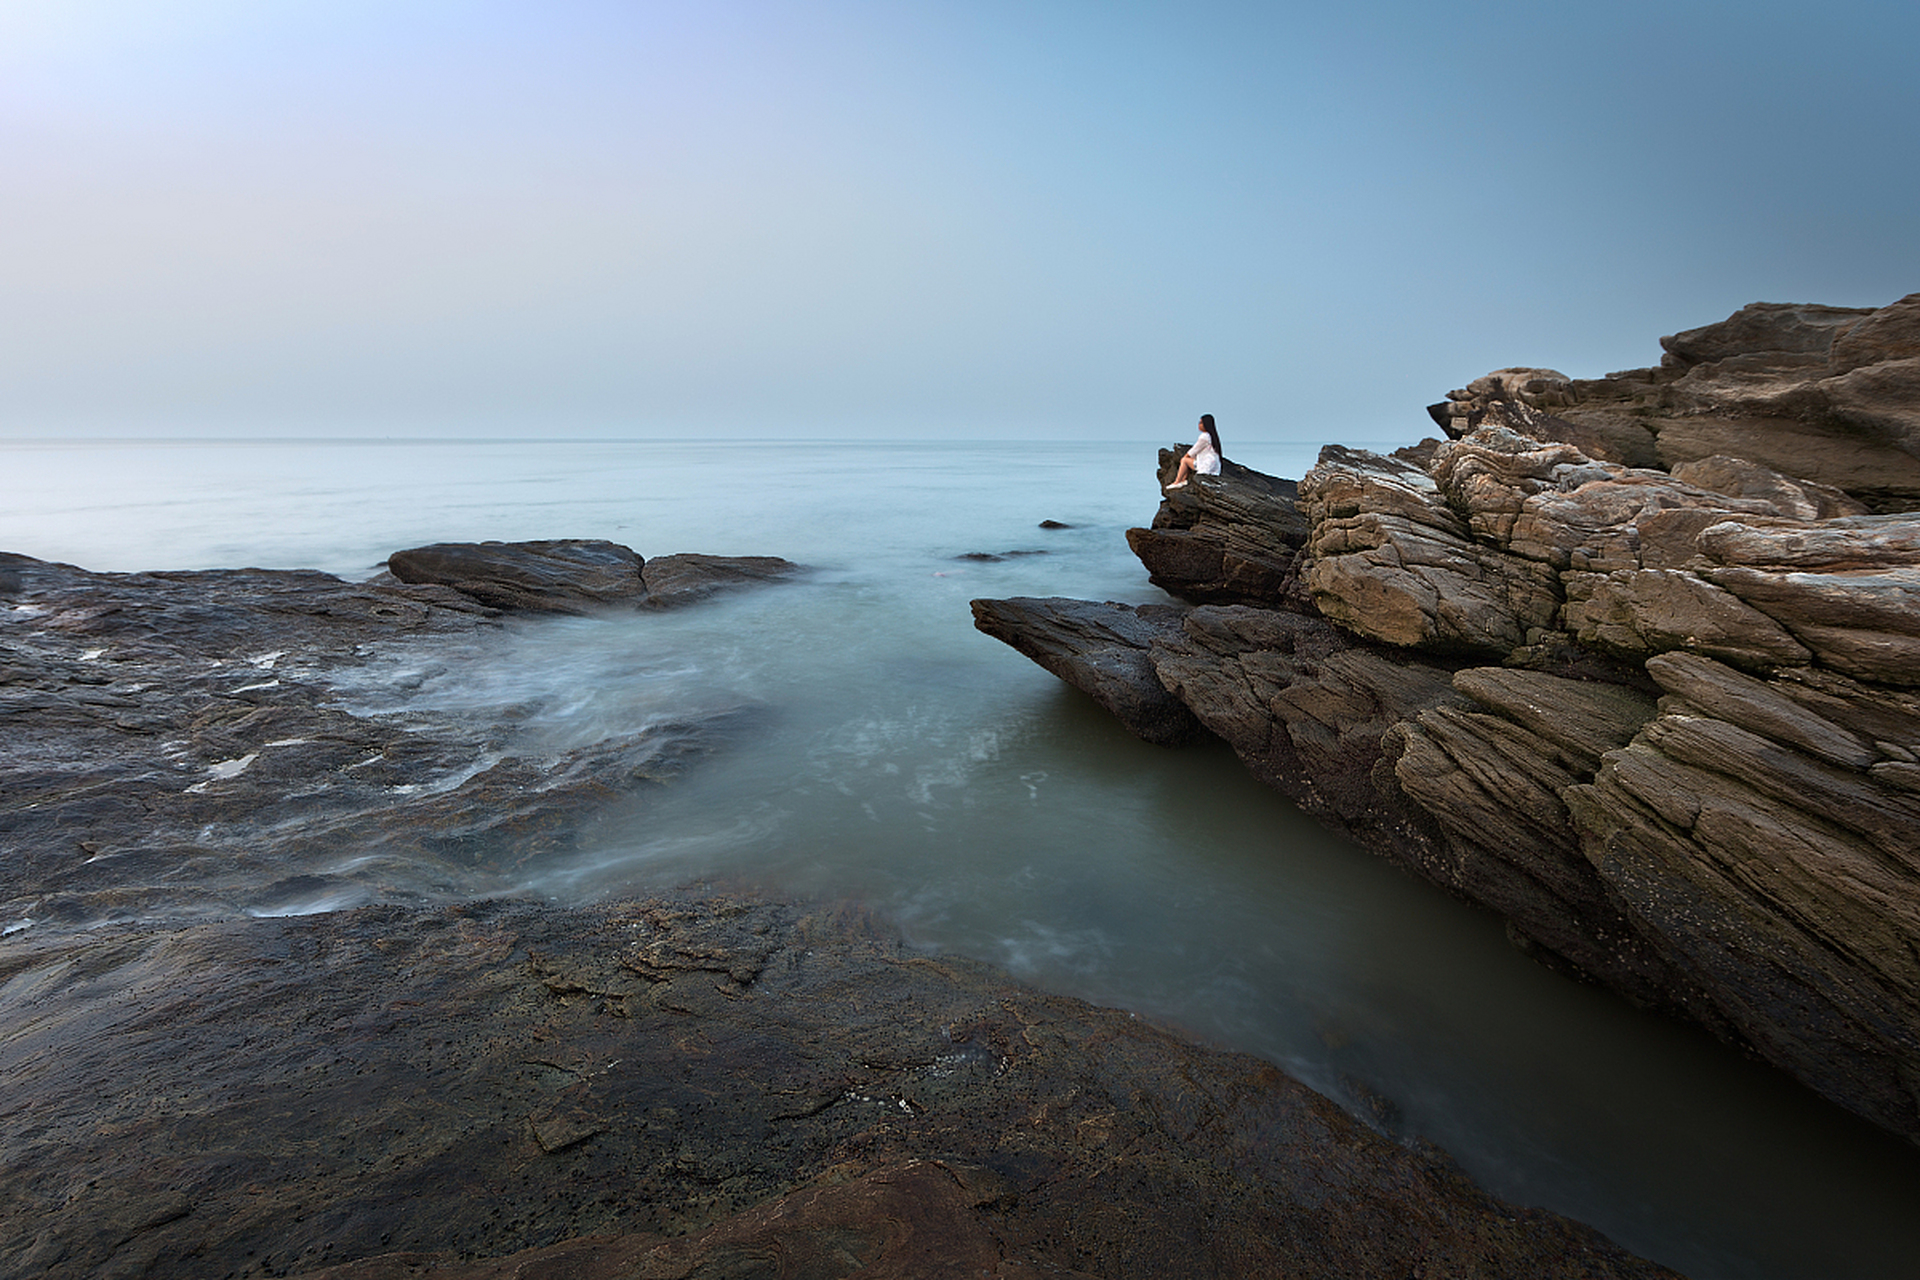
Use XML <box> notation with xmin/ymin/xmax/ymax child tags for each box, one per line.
<box><xmin>1166</xmin><ymin>455</ymin><xmax>1196</xmax><ymax>488</ymax></box>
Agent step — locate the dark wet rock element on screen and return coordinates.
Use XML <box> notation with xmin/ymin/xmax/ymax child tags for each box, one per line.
<box><xmin>637</xmin><ymin>552</ymin><xmax>803</xmax><ymax>609</ymax></box>
<box><xmin>1146</xmin><ymin>604</ymin><xmax>1460</xmax><ymax>839</ymax></box>
<box><xmin>1038</xmin><ymin>518</ymin><xmax>1072</xmax><ymax>529</ymax></box>
<box><xmin>969</xmin><ymin>597</ymin><xmax>1204</xmax><ymax>745</ymax></box>
<box><xmin>0</xmin><ymin>551</ymin><xmax>773</xmax><ymax>930</ymax></box>
<box><xmin>1566</xmin><ymin>662</ymin><xmax>1920</xmax><ymax>1142</ymax></box>
<box><xmin>0</xmin><ymin>894</ymin><xmax>1679</xmax><ymax>1280</ymax></box>
<box><xmin>975</xmin><ymin>292</ymin><xmax>1920</xmax><ymax>1146</ymax></box>
<box><xmin>1143</xmin><ymin>608</ymin><xmax>1707</xmax><ymax>1020</ymax></box>
<box><xmin>387</xmin><ymin>539</ymin><xmax>647</xmax><ymax>613</ymax></box>
<box><xmin>1383</xmin><ymin>668</ymin><xmax>1721</xmax><ymax>1019</ymax></box>
<box><xmin>385</xmin><ymin>541</ymin><xmax>802</xmax><ymax>613</ymax></box>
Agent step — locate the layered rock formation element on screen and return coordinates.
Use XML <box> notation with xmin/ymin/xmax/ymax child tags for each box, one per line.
<box><xmin>1426</xmin><ymin>293</ymin><xmax>1920</xmax><ymax>511</ymax></box>
<box><xmin>975</xmin><ymin>293</ymin><xmax>1920</xmax><ymax>1146</ymax></box>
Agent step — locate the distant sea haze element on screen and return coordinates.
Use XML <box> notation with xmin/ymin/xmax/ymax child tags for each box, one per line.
<box><xmin>5</xmin><ymin>437</ymin><xmax>1918</xmax><ymax>1280</ymax></box>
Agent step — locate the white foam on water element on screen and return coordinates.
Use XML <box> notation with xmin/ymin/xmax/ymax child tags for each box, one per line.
<box><xmin>386</xmin><ymin>753</ymin><xmax>504</xmax><ymax>798</ymax></box>
<box><xmin>245</xmin><ymin>888</ymin><xmax>376</xmax><ymax>918</ymax></box>
<box><xmin>185</xmin><ymin>753</ymin><xmax>260</xmax><ymax>791</ymax></box>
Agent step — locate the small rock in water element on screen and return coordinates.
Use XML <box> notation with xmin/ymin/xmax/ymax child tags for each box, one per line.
<box><xmin>955</xmin><ymin>550</ymin><xmax>1048</xmax><ymax>563</ymax></box>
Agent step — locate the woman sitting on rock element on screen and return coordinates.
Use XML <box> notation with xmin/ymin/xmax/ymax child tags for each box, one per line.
<box><xmin>1166</xmin><ymin>414</ymin><xmax>1223</xmax><ymax>489</ymax></box>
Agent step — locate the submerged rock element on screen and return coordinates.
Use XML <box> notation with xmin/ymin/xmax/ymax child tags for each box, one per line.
<box><xmin>975</xmin><ymin>292</ymin><xmax>1920</xmax><ymax>1147</ymax></box>
<box><xmin>0</xmin><ymin>894</ymin><xmax>1678</xmax><ymax>1280</ymax></box>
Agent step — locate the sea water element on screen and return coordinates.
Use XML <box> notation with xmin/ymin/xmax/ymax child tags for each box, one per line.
<box><xmin>4</xmin><ymin>436</ymin><xmax>1919</xmax><ymax>1280</ymax></box>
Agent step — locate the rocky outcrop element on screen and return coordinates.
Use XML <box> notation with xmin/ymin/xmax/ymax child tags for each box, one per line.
<box><xmin>975</xmin><ymin>293</ymin><xmax>1920</xmax><ymax>1146</ymax></box>
<box><xmin>1428</xmin><ymin>294</ymin><xmax>1920</xmax><ymax>511</ymax></box>
<box><xmin>1125</xmin><ymin>455</ymin><xmax>1310</xmax><ymax>605</ymax></box>
<box><xmin>386</xmin><ymin>540</ymin><xmax>802</xmax><ymax>613</ymax></box>
<box><xmin>968</xmin><ymin>597</ymin><xmax>1204</xmax><ymax>745</ymax></box>
<box><xmin>1565</xmin><ymin>653</ymin><xmax>1920</xmax><ymax>1138</ymax></box>
<box><xmin>1298</xmin><ymin>443</ymin><xmax>1562</xmax><ymax>655</ymax></box>
<box><xmin>0</xmin><ymin>895</ymin><xmax>1676</xmax><ymax>1280</ymax></box>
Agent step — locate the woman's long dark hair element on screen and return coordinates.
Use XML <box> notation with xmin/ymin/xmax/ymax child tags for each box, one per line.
<box><xmin>1200</xmin><ymin>413</ymin><xmax>1222</xmax><ymax>457</ymax></box>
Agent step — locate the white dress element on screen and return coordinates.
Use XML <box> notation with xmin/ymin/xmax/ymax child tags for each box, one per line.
<box><xmin>1186</xmin><ymin>431</ymin><xmax>1221</xmax><ymax>476</ymax></box>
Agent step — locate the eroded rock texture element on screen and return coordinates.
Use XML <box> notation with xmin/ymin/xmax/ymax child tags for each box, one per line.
<box><xmin>1428</xmin><ymin>293</ymin><xmax>1920</xmax><ymax>511</ymax></box>
<box><xmin>975</xmin><ymin>292</ymin><xmax>1920</xmax><ymax>1145</ymax></box>
<box><xmin>1127</xmin><ymin>454</ymin><xmax>1310</xmax><ymax>605</ymax></box>
<box><xmin>0</xmin><ymin>896</ymin><xmax>1678</xmax><ymax>1280</ymax></box>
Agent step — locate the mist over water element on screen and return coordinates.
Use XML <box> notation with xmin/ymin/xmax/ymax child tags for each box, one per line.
<box><xmin>6</xmin><ymin>437</ymin><xmax>1920</xmax><ymax>1280</ymax></box>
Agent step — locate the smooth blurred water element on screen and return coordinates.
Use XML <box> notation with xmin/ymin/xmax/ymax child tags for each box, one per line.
<box><xmin>6</xmin><ymin>437</ymin><xmax>1920</xmax><ymax>1280</ymax></box>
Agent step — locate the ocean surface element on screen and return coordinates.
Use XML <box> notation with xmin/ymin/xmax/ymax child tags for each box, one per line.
<box><xmin>5</xmin><ymin>436</ymin><xmax>1919</xmax><ymax>1279</ymax></box>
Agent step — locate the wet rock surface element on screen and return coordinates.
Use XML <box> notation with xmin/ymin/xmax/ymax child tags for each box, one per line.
<box><xmin>974</xmin><ymin>292</ymin><xmax>1920</xmax><ymax>1147</ymax></box>
<box><xmin>635</xmin><ymin>553</ymin><xmax>806</xmax><ymax>610</ymax></box>
<box><xmin>0</xmin><ymin>548</ymin><xmax>767</xmax><ymax>930</ymax></box>
<box><xmin>384</xmin><ymin>541</ymin><xmax>803</xmax><ymax>614</ymax></box>
<box><xmin>0</xmin><ymin>895</ymin><xmax>1678</xmax><ymax>1280</ymax></box>
<box><xmin>1</xmin><ymin>543</ymin><xmax>1679</xmax><ymax>1276</ymax></box>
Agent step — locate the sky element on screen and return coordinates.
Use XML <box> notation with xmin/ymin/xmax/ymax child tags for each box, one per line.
<box><xmin>1</xmin><ymin>0</ymin><xmax>1916</xmax><ymax>442</ymax></box>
